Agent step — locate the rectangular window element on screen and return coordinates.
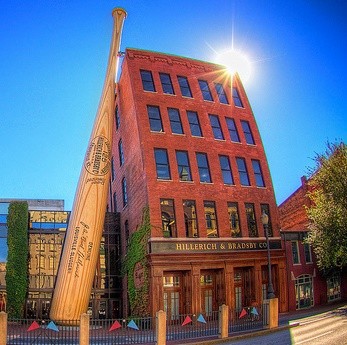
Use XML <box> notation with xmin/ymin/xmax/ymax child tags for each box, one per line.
<box><xmin>118</xmin><ymin>139</ymin><xmax>124</xmax><ymax>166</ymax></box>
<box><xmin>122</xmin><ymin>177</ymin><xmax>128</xmax><ymax>207</ymax></box>
<box><xmin>155</xmin><ymin>148</ymin><xmax>171</xmax><ymax>180</ymax></box>
<box><xmin>168</xmin><ymin>108</ymin><xmax>184</xmax><ymax>134</ymax></box>
<box><xmin>219</xmin><ymin>155</ymin><xmax>234</xmax><ymax>185</ymax></box>
<box><xmin>304</xmin><ymin>243</ymin><xmax>312</xmax><ymax>263</ymax></box>
<box><xmin>196</xmin><ymin>153</ymin><xmax>212</xmax><ymax>183</ymax></box>
<box><xmin>291</xmin><ymin>241</ymin><xmax>300</xmax><ymax>264</ymax></box>
<box><xmin>232</xmin><ymin>87</ymin><xmax>243</xmax><ymax>107</ymax></box>
<box><xmin>241</xmin><ymin>120</ymin><xmax>255</xmax><ymax>145</ymax></box>
<box><xmin>177</xmin><ymin>76</ymin><xmax>192</xmax><ymax>97</ymax></box>
<box><xmin>228</xmin><ymin>202</ymin><xmax>241</xmax><ymax>237</ymax></box>
<box><xmin>204</xmin><ymin>201</ymin><xmax>218</xmax><ymax>237</ymax></box>
<box><xmin>147</xmin><ymin>105</ymin><xmax>163</xmax><ymax>132</ymax></box>
<box><xmin>198</xmin><ymin>80</ymin><xmax>213</xmax><ymax>101</ymax></box>
<box><xmin>245</xmin><ymin>203</ymin><xmax>258</xmax><ymax>237</ymax></box>
<box><xmin>252</xmin><ymin>159</ymin><xmax>265</xmax><ymax>187</ymax></box>
<box><xmin>260</xmin><ymin>204</ymin><xmax>273</xmax><ymax>236</ymax></box>
<box><xmin>161</xmin><ymin>199</ymin><xmax>177</xmax><ymax>237</ymax></box>
<box><xmin>209</xmin><ymin>114</ymin><xmax>224</xmax><ymax>140</ymax></box>
<box><xmin>226</xmin><ymin>118</ymin><xmax>240</xmax><ymax>142</ymax></box>
<box><xmin>183</xmin><ymin>200</ymin><xmax>198</xmax><ymax>237</ymax></box>
<box><xmin>187</xmin><ymin>111</ymin><xmax>203</xmax><ymax>137</ymax></box>
<box><xmin>176</xmin><ymin>151</ymin><xmax>192</xmax><ymax>181</ymax></box>
<box><xmin>236</xmin><ymin>157</ymin><xmax>250</xmax><ymax>186</ymax></box>
<box><xmin>215</xmin><ymin>83</ymin><xmax>229</xmax><ymax>104</ymax></box>
<box><xmin>115</xmin><ymin>105</ymin><xmax>120</xmax><ymax>130</ymax></box>
<box><xmin>159</xmin><ymin>72</ymin><xmax>175</xmax><ymax>94</ymax></box>
<box><xmin>113</xmin><ymin>192</ymin><xmax>117</xmax><ymax>212</ymax></box>
<box><xmin>140</xmin><ymin>69</ymin><xmax>156</xmax><ymax>92</ymax></box>
<box><xmin>111</xmin><ymin>157</ymin><xmax>115</xmax><ymax>181</ymax></box>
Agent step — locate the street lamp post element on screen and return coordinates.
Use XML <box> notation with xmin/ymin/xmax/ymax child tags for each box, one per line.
<box><xmin>261</xmin><ymin>211</ymin><xmax>275</xmax><ymax>299</ymax></box>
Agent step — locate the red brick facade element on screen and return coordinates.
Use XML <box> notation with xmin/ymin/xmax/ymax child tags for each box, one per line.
<box><xmin>110</xmin><ymin>48</ymin><xmax>287</xmax><ymax>317</ymax></box>
<box><xmin>279</xmin><ymin>177</ymin><xmax>346</xmax><ymax>311</ymax></box>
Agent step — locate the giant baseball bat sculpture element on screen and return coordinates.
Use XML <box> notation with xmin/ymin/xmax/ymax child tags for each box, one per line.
<box><xmin>50</xmin><ymin>8</ymin><xmax>126</xmax><ymax>323</ymax></box>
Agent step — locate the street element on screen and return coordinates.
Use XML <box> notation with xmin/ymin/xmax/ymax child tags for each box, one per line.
<box><xmin>224</xmin><ymin>304</ymin><xmax>347</xmax><ymax>345</ymax></box>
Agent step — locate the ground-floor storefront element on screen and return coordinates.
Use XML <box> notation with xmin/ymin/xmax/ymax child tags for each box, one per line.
<box><xmin>147</xmin><ymin>238</ymin><xmax>288</xmax><ymax>318</ymax></box>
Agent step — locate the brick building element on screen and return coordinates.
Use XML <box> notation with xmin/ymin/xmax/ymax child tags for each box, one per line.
<box><xmin>279</xmin><ymin>176</ymin><xmax>347</xmax><ymax>311</ymax></box>
<box><xmin>109</xmin><ymin>48</ymin><xmax>288</xmax><ymax>318</ymax></box>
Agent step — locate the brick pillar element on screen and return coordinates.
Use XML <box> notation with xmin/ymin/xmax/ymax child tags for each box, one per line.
<box><xmin>79</xmin><ymin>313</ymin><xmax>90</xmax><ymax>345</ymax></box>
<box><xmin>156</xmin><ymin>310</ymin><xmax>166</xmax><ymax>345</ymax></box>
<box><xmin>0</xmin><ymin>312</ymin><xmax>7</xmax><ymax>345</ymax></box>
<box><xmin>218</xmin><ymin>304</ymin><xmax>228</xmax><ymax>338</ymax></box>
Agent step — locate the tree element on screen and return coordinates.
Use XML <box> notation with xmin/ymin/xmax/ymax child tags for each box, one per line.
<box><xmin>306</xmin><ymin>141</ymin><xmax>347</xmax><ymax>272</ymax></box>
<box><xmin>6</xmin><ymin>201</ymin><xmax>29</xmax><ymax>318</ymax></box>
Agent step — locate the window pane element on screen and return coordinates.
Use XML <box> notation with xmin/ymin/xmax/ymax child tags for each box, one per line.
<box><xmin>198</xmin><ymin>80</ymin><xmax>213</xmax><ymax>101</ymax></box>
<box><xmin>228</xmin><ymin>202</ymin><xmax>241</xmax><ymax>237</ymax></box>
<box><xmin>183</xmin><ymin>200</ymin><xmax>198</xmax><ymax>237</ymax></box>
<box><xmin>196</xmin><ymin>153</ymin><xmax>211</xmax><ymax>183</ymax></box>
<box><xmin>168</xmin><ymin>108</ymin><xmax>183</xmax><ymax>134</ymax></box>
<box><xmin>161</xmin><ymin>199</ymin><xmax>177</xmax><ymax>237</ymax></box>
<box><xmin>245</xmin><ymin>203</ymin><xmax>258</xmax><ymax>237</ymax></box>
<box><xmin>236</xmin><ymin>157</ymin><xmax>250</xmax><ymax>186</ymax></box>
<box><xmin>118</xmin><ymin>140</ymin><xmax>124</xmax><ymax>166</ymax></box>
<box><xmin>304</xmin><ymin>243</ymin><xmax>312</xmax><ymax>263</ymax></box>
<box><xmin>252</xmin><ymin>159</ymin><xmax>265</xmax><ymax>187</ymax></box>
<box><xmin>232</xmin><ymin>87</ymin><xmax>243</xmax><ymax>107</ymax></box>
<box><xmin>155</xmin><ymin>149</ymin><xmax>171</xmax><ymax>180</ymax></box>
<box><xmin>215</xmin><ymin>83</ymin><xmax>229</xmax><ymax>104</ymax></box>
<box><xmin>140</xmin><ymin>70</ymin><xmax>155</xmax><ymax>92</ymax></box>
<box><xmin>159</xmin><ymin>72</ymin><xmax>174</xmax><ymax>94</ymax></box>
<box><xmin>226</xmin><ymin>118</ymin><xmax>240</xmax><ymax>142</ymax></box>
<box><xmin>115</xmin><ymin>106</ymin><xmax>120</xmax><ymax>130</ymax></box>
<box><xmin>204</xmin><ymin>201</ymin><xmax>218</xmax><ymax>237</ymax></box>
<box><xmin>176</xmin><ymin>151</ymin><xmax>192</xmax><ymax>181</ymax></box>
<box><xmin>241</xmin><ymin>120</ymin><xmax>255</xmax><ymax>145</ymax></box>
<box><xmin>122</xmin><ymin>178</ymin><xmax>128</xmax><ymax>207</ymax></box>
<box><xmin>147</xmin><ymin>106</ymin><xmax>163</xmax><ymax>132</ymax></box>
<box><xmin>292</xmin><ymin>242</ymin><xmax>300</xmax><ymax>264</ymax></box>
<box><xmin>178</xmin><ymin>76</ymin><xmax>192</xmax><ymax>97</ymax></box>
<box><xmin>209</xmin><ymin>114</ymin><xmax>224</xmax><ymax>140</ymax></box>
<box><xmin>219</xmin><ymin>155</ymin><xmax>234</xmax><ymax>185</ymax></box>
<box><xmin>187</xmin><ymin>111</ymin><xmax>203</xmax><ymax>137</ymax></box>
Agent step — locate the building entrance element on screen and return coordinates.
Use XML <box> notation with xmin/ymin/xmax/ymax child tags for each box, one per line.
<box><xmin>163</xmin><ymin>273</ymin><xmax>183</xmax><ymax>322</ymax></box>
<box><xmin>200</xmin><ymin>270</ymin><xmax>223</xmax><ymax>317</ymax></box>
<box><xmin>234</xmin><ymin>267</ymin><xmax>254</xmax><ymax>311</ymax></box>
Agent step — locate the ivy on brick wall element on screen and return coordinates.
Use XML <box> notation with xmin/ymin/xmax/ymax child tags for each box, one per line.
<box><xmin>122</xmin><ymin>206</ymin><xmax>150</xmax><ymax>316</ymax></box>
<box><xmin>6</xmin><ymin>201</ymin><xmax>29</xmax><ymax>318</ymax></box>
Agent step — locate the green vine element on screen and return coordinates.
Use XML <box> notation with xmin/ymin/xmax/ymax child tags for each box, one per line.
<box><xmin>122</xmin><ymin>206</ymin><xmax>151</xmax><ymax>316</ymax></box>
<box><xmin>6</xmin><ymin>201</ymin><xmax>29</xmax><ymax>318</ymax></box>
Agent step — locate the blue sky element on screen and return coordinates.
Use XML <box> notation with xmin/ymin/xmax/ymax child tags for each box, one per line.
<box><xmin>0</xmin><ymin>0</ymin><xmax>346</xmax><ymax>210</ymax></box>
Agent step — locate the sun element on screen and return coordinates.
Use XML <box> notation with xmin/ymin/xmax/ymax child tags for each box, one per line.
<box><xmin>215</xmin><ymin>48</ymin><xmax>252</xmax><ymax>83</ymax></box>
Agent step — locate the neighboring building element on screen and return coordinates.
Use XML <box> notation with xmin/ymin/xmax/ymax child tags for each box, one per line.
<box><xmin>0</xmin><ymin>199</ymin><xmax>122</xmax><ymax>319</ymax></box>
<box><xmin>109</xmin><ymin>48</ymin><xmax>288</xmax><ymax>318</ymax></box>
<box><xmin>279</xmin><ymin>176</ymin><xmax>347</xmax><ymax>311</ymax></box>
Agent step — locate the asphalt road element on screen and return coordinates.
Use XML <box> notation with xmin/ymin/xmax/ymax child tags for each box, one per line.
<box><xmin>223</xmin><ymin>304</ymin><xmax>347</xmax><ymax>345</ymax></box>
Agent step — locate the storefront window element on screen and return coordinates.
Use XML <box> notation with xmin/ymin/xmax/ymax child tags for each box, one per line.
<box><xmin>295</xmin><ymin>274</ymin><xmax>313</xmax><ymax>309</ymax></box>
<box><xmin>327</xmin><ymin>274</ymin><xmax>341</xmax><ymax>302</ymax></box>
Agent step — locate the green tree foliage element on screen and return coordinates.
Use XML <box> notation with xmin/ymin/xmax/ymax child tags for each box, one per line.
<box><xmin>6</xmin><ymin>201</ymin><xmax>29</xmax><ymax>318</ymax></box>
<box><xmin>306</xmin><ymin>141</ymin><xmax>347</xmax><ymax>271</ymax></box>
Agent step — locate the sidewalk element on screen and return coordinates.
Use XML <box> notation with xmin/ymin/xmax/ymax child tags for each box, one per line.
<box><xmin>278</xmin><ymin>300</ymin><xmax>347</xmax><ymax>326</ymax></box>
<box><xmin>182</xmin><ymin>301</ymin><xmax>347</xmax><ymax>345</ymax></box>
